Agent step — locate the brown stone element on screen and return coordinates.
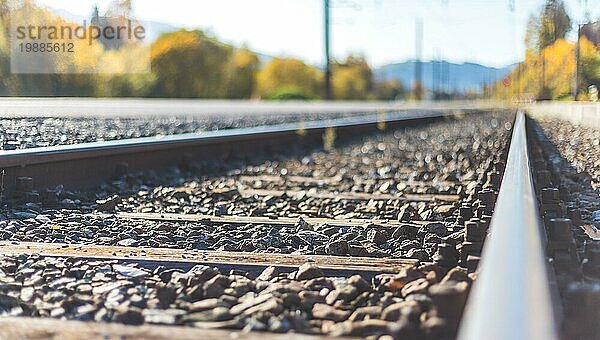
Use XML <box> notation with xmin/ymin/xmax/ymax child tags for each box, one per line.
<box><xmin>440</xmin><ymin>267</ymin><xmax>471</xmax><ymax>284</ymax></box>
<box><xmin>295</xmin><ymin>263</ymin><xmax>324</xmax><ymax>281</ymax></box>
<box><xmin>383</xmin><ymin>267</ymin><xmax>425</xmax><ymax>291</ymax></box>
<box><xmin>381</xmin><ymin>300</ymin><xmax>421</xmax><ymax>321</ymax></box>
<box><xmin>348</xmin><ymin>306</ymin><xmax>382</xmax><ymax>321</ymax></box>
<box><xmin>311</xmin><ymin>303</ymin><xmax>350</xmax><ymax>322</ymax></box>
<box><xmin>401</xmin><ymin>278</ymin><xmax>430</xmax><ymax>297</ymax></box>
<box><xmin>328</xmin><ymin>319</ymin><xmax>394</xmax><ymax>337</ymax></box>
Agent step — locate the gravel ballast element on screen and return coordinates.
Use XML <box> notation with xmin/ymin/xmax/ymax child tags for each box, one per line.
<box><xmin>0</xmin><ymin>254</ymin><xmax>473</xmax><ymax>338</ymax></box>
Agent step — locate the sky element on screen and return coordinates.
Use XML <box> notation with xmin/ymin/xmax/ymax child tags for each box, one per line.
<box><xmin>36</xmin><ymin>0</ymin><xmax>599</xmax><ymax>68</ymax></box>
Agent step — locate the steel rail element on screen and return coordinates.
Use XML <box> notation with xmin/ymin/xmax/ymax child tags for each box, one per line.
<box><xmin>0</xmin><ymin>110</ymin><xmax>449</xmax><ymax>192</ymax></box>
<box><xmin>0</xmin><ymin>110</ymin><xmax>443</xmax><ymax>167</ymax></box>
<box><xmin>0</xmin><ymin>97</ymin><xmax>506</xmax><ymax>117</ymax></box>
<box><xmin>458</xmin><ymin>110</ymin><xmax>557</xmax><ymax>340</ymax></box>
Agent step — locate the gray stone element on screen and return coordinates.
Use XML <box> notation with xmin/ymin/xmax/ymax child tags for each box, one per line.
<box><xmin>116</xmin><ymin>238</ymin><xmax>138</xmax><ymax>247</ymax></box>
<box><xmin>96</xmin><ymin>195</ymin><xmax>121</xmax><ymax>211</ymax></box>
<box><xmin>184</xmin><ymin>306</ymin><xmax>232</xmax><ymax>322</ymax></box>
<box><xmin>114</xmin><ymin>309</ymin><xmax>144</xmax><ymax>325</ymax></box>
<box><xmin>202</xmin><ymin>275</ymin><xmax>231</xmax><ymax>298</ymax></box>
<box><xmin>257</xmin><ymin>266</ymin><xmax>279</xmax><ymax>281</ymax></box>
<box><xmin>325</xmin><ymin>240</ymin><xmax>348</xmax><ymax>255</ymax></box>
<box><xmin>229</xmin><ymin>293</ymin><xmax>273</xmax><ymax>315</ymax></box>
<box><xmin>366</xmin><ymin>228</ymin><xmax>388</xmax><ymax>244</ymax></box>
<box><xmin>591</xmin><ymin>210</ymin><xmax>600</xmax><ymax>222</ymax></box>
<box><xmin>348</xmin><ymin>275</ymin><xmax>371</xmax><ymax>293</ymax></box>
<box><xmin>113</xmin><ymin>264</ymin><xmax>148</xmax><ymax>279</ymax></box>
<box><xmin>295</xmin><ymin>263</ymin><xmax>324</xmax><ymax>281</ymax></box>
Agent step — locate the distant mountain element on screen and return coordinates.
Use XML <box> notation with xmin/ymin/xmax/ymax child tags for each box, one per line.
<box><xmin>374</xmin><ymin>61</ymin><xmax>516</xmax><ymax>93</ymax></box>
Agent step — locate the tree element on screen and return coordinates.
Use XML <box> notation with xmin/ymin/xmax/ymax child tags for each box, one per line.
<box><xmin>505</xmin><ymin>0</ymin><xmax>582</xmax><ymax>100</ymax></box>
<box><xmin>411</xmin><ymin>81</ymin><xmax>424</xmax><ymax>100</ymax></box>
<box><xmin>100</xmin><ymin>1</ymin><xmax>140</xmax><ymax>50</ymax></box>
<box><xmin>106</xmin><ymin>0</ymin><xmax>132</xmax><ymax>18</ymax></box>
<box><xmin>525</xmin><ymin>14</ymin><xmax>541</xmax><ymax>52</ymax></box>
<box><xmin>225</xmin><ymin>48</ymin><xmax>259</xmax><ymax>98</ymax></box>
<box><xmin>371</xmin><ymin>80</ymin><xmax>405</xmax><ymax>100</ymax></box>
<box><xmin>332</xmin><ymin>55</ymin><xmax>372</xmax><ymax>100</ymax></box>
<box><xmin>542</xmin><ymin>39</ymin><xmax>575</xmax><ymax>98</ymax></box>
<box><xmin>0</xmin><ymin>0</ymin><xmax>9</xmax><ymax>17</ymax></box>
<box><xmin>494</xmin><ymin>37</ymin><xmax>599</xmax><ymax>101</ymax></box>
<box><xmin>95</xmin><ymin>45</ymin><xmax>156</xmax><ymax>96</ymax></box>
<box><xmin>529</xmin><ymin>0</ymin><xmax>572</xmax><ymax>51</ymax></box>
<box><xmin>5</xmin><ymin>3</ymin><xmax>78</xmax><ymax>95</ymax></box>
<box><xmin>150</xmin><ymin>30</ymin><xmax>232</xmax><ymax>98</ymax></box>
<box><xmin>579</xmin><ymin>37</ymin><xmax>600</xmax><ymax>92</ymax></box>
<box><xmin>256</xmin><ymin>58</ymin><xmax>323</xmax><ymax>99</ymax></box>
<box><xmin>0</xmin><ymin>0</ymin><xmax>9</xmax><ymax>95</ymax></box>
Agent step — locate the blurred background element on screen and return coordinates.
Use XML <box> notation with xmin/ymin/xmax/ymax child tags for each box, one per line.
<box><xmin>0</xmin><ymin>0</ymin><xmax>598</xmax><ymax>101</ymax></box>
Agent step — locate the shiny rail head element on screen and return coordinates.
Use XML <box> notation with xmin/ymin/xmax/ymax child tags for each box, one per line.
<box><xmin>0</xmin><ymin>108</ymin><xmax>466</xmax><ymax>192</ymax></box>
<box><xmin>458</xmin><ymin>111</ymin><xmax>558</xmax><ymax>340</ymax></box>
<box><xmin>0</xmin><ymin>98</ymin><xmax>509</xmax><ymax>117</ymax></box>
<box><xmin>0</xmin><ymin>110</ymin><xmax>444</xmax><ymax>159</ymax></box>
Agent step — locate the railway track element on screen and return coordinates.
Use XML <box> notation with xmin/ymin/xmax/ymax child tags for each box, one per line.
<box><xmin>0</xmin><ymin>106</ymin><xmax>594</xmax><ymax>339</ymax></box>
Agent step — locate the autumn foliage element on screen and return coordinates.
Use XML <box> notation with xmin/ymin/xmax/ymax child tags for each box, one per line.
<box><xmin>0</xmin><ymin>1</ymin><xmax>405</xmax><ymax>100</ymax></box>
<box><xmin>495</xmin><ymin>0</ymin><xmax>600</xmax><ymax>101</ymax></box>
<box><xmin>495</xmin><ymin>37</ymin><xmax>599</xmax><ymax>101</ymax></box>
<box><xmin>256</xmin><ymin>57</ymin><xmax>323</xmax><ymax>99</ymax></box>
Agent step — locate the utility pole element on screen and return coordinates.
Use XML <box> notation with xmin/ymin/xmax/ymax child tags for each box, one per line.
<box><xmin>444</xmin><ymin>61</ymin><xmax>449</xmax><ymax>94</ymax></box>
<box><xmin>541</xmin><ymin>50</ymin><xmax>546</xmax><ymax>92</ymax></box>
<box><xmin>324</xmin><ymin>0</ymin><xmax>332</xmax><ymax>100</ymax></box>
<box><xmin>432</xmin><ymin>52</ymin><xmax>438</xmax><ymax>99</ymax></box>
<box><xmin>574</xmin><ymin>23</ymin><xmax>581</xmax><ymax>98</ymax></box>
<box><xmin>574</xmin><ymin>0</ymin><xmax>589</xmax><ymax>99</ymax></box>
<box><xmin>414</xmin><ymin>19</ymin><xmax>423</xmax><ymax>100</ymax></box>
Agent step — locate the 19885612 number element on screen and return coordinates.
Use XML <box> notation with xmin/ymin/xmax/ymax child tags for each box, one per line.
<box><xmin>19</xmin><ymin>42</ymin><xmax>74</xmax><ymax>53</ymax></box>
